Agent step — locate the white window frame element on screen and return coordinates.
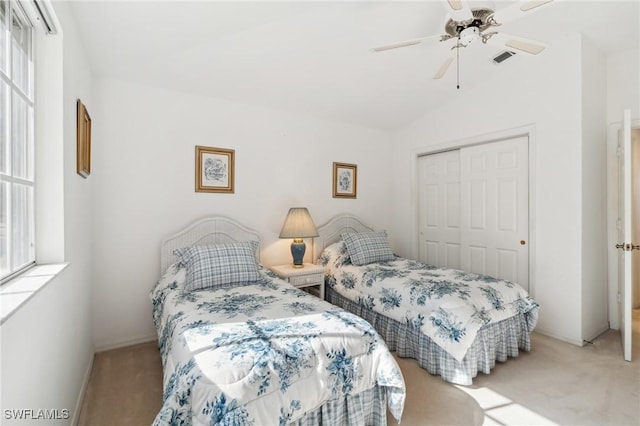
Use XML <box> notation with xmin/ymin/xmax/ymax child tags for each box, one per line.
<box><xmin>1</xmin><ymin>0</ymin><xmax>58</xmax><ymax>285</ymax></box>
<box><xmin>1</xmin><ymin>0</ymin><xmax>36</xmax><ymax>283</ymax></box>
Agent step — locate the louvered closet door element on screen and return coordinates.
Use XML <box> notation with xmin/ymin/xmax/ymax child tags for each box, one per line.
<box><xmin>460</xmin><ymin>136</ymin><xmax>529</xmax><ymax>290</ymax></box>
<box><xmin>417</xmin><ymin>150</ymin><xmax>461</xmax><ymax>269</ymax></box>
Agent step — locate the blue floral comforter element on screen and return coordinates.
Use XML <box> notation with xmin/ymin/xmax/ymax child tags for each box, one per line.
<box><xmin>150</xmin><ymin>264</ymin><xmax>405</xmax><ymax>426</ymax></box>
<box><xmin>319</xmin><ymin>242</ymin><xmax>539</xmax><ymax>362</ymax></box>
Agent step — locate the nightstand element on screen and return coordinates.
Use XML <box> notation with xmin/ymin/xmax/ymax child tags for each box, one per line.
<box><xmin>269</xmin><ymin>263</ymin><xmax>325</xmax><ymax>299</ymax></box>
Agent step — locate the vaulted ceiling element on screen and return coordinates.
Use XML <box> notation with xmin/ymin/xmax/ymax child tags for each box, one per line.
<box><xmin>68</xmin><ymin>1</ymin><xmax>640</xmax><ymax>131</ymax></box>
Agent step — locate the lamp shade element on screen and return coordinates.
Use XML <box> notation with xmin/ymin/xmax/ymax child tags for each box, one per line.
<box><xmin>279</xmin><ymin>207</ymin><xmax>319</xmax><ymax>239</ymax></box>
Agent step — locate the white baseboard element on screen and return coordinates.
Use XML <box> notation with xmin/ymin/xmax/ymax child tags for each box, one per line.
<box><xmin>71</xmin><ymin>348</ymin><xmax>95</xmax><ymax>426</ymax></box>
<box><xmin>94</xmin><ymin>333</ymin><xmax>157</xmax><ymax>352</ymax></box>
<box><xmin>533</xmin><ymin>329</ymin><xmax>585</xmax><ymax>347</ymax></box>
<box><xmin>71</xmin><ymin>335</ymin><xmax>159</xmax><ymax>424</ymax></box>
<box><xmin>584</xmin><ymin>324</ymin><xmax>613</xmax><ymax>343</ymax></box>
<box><xmin>536</xmin><ymin>324</ymin><xmax>612</xmax><ymax>347</ymax></box>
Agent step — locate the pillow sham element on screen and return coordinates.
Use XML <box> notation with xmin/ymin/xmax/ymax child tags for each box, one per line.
<box><xmin>341</xmin><ymin>231</ymin><xmax>394</xmax><ymax>266</ymax></box>
<box><xmin>173</xmin><ymin>240</ymin><xmax>260</xmax><ymax>291</ymax></box>
<box><xmin>318</xmin><ymin>241</ymin><xmax>352</xmax><ymax>268</ymax></box>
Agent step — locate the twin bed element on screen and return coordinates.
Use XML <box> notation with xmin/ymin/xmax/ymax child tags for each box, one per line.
<box><xmin>314</xmin><ymin>214</ymin><xmax>539</xmax><ymax>386</ymax></box>
<box><xmin>150</xmin><ymin>216</ymin><xmax>405</xmax><ymax>426</ymax></box>
<box><xmin>150</xmin><ymin>214</ymin><xmax>539</xmax><ymax>425</ymax></box>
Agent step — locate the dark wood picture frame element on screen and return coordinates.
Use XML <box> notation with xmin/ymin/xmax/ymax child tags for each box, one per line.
<box><xmin>332</xmin><ymin>162</ymin><xmax>357</xmax><ymax>198</ymax></box>
<box><xmin>76</xmin><ymin>99</ymin><xmax>92</xmax><ymax>178</ymax></box>
<box><xmin>195</xmin><ymin>146</ymin><xmax>235</xmax><ymax>193</ymax></box>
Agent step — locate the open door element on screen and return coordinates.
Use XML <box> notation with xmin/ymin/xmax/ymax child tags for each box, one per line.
<box><xmin>617</xmin><ymin>109</ymin><xmax>636</xmax><ymax>361</ymax></box>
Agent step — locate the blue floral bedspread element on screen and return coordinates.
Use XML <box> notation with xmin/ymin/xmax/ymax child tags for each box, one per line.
<box><xmin>319</xmin><ymin>242</ymin><xmax>539</xmax><ymax>362</ymax></box>
<box><xmin>150</xmin><ymin>264</ymin><xmax>405</xmax><ymax>426</ymax></box>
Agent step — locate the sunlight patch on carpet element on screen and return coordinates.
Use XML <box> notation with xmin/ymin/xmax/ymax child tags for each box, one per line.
<box><xmin>455</xmin><ymin>385</ymin><xmax>558</xmax><ymax>425</ymax></box>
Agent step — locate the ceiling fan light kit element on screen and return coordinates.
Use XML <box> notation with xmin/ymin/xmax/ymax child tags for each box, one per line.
<box><xmin>459</xmin><ymin>26</ymin><xmax>479</xmax><ymax>46</ymax></box>
<box><xmin>372</xmin><ymin>0</ymin><xmax>554</xmax><ymax>87</ymax></box>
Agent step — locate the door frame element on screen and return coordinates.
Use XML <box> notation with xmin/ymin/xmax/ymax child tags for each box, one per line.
<box><xmin>410</xmin><ymin>124</ymin><xmax>537</xmax><ymax>296</ymax></box>
<box><xmin>606</xmin><ymin>118</ymin><xmax>640</xmax><ymax>330</ymax></box>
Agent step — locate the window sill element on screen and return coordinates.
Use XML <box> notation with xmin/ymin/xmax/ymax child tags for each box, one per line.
<box><xmin>0</xmin><ymin>263</ymin><xmax>69</xmax><ymax>325</ymax></box>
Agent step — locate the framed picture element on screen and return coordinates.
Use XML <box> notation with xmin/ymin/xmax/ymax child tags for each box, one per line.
<box><xmin>332</xmin><ymin>162</ymin><xmax>357</xmax><ymax>198</ymax></box>
<box><xmin>76</xmin><ymin>99</ymin><xmax>92</xmax><ymax>178</ymax></box>
<box><xmin>195</xmin><ymin>146</ymin><xmax>235</xmax><ymax>193</ymax></box>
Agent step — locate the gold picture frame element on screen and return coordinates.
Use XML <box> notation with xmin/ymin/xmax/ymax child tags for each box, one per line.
<box><xmin>195</xmin><ymin>146</ymin><xmax>235</xmax><ymax>193</ymax></box>
<box><xmin>332</xmin><ymin>162</ymin><xmax>357</xmax><ymax>198</ymax></box>
<box><xmin>76</xmin><ymin>99</ymin><xmax>92</xmax><ymax>178</ymax></box>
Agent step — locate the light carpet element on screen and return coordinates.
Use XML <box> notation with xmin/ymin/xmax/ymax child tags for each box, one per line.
<box><xmin>79</xmin><ymin>315</ymin><xmax>640</xmax><ymax>426</ymax></box>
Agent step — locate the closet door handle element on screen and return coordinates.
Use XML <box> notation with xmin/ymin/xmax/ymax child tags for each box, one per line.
<box><xmin>616</xmin><ymin>243</ymin><xmax>640</xmax><ymax>251</ymax></box>
<box><xmin>520</xmin><ymin>240</ymin><xmax>526</xmax><ymax>246</ymax></box>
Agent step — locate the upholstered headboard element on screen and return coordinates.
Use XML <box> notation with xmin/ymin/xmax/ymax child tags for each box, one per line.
<box><xmin>160</xmin><ymin>216</ymin><xmax>262</xmax><ymax>274</ymax></box>
<box><xmin>314</xmin><ymin>214</ymin><xmax>374</xmax><ymax>262</ymax></box>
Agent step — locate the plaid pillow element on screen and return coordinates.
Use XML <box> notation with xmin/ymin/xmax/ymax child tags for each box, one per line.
<box><xmin>341</xmin><ymin>231</ymin><xmax>394</xmax><ymax>266</ymax></box>
<box><xmin>173</xmin><ymin>241</ymin><xmax>260</xmax><ymax>291</ymax></box>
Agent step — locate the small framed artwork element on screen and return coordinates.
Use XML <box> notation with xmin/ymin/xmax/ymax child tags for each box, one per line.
<box><xmin>332</xmin><ymin>162</ymin><xmax>357</xmax><ymax>198</ymax></box>
<box><xmin>76</xmin><ymin>99</ymin><xmax>92</xmax><ymax>178</ymax></box>
<box><xmin>195</xmin><ymin>146</ymin><xmax>235</xmax><ymax>193</ymax></box>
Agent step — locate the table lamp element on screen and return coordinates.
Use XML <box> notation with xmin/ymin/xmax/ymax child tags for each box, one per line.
<box><xmin>279</xmin><ymin>207</ymin><xmax>318</xmax><ymax>268</ymax></box>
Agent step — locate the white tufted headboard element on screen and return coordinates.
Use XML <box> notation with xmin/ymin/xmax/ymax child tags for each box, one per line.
<box><xmin>160</xmin><ymin>216</ymin><xmax>262</xmax><ymax>274</ymax></box>
<box><xmin>313</xmin><ymin>214</ymin><xmax>374</xmax><ymax>262</ymax></box>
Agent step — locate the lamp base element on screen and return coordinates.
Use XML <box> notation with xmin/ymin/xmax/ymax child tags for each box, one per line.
<box><xmin>290</xmin><ymin>238</ymin><xmax>306</xmax><ymax>268</ymax></box>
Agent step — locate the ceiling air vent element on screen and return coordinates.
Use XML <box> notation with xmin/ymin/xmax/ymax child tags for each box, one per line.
<box><xmin>492</xmin><ymin>51</ymin><xmax>516</xmax><ymax>64</ymax></box>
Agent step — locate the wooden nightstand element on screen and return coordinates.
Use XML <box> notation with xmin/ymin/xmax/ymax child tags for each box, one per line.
<box><xmin>269</xmin><ymin>263</ymin><xmax>325</xmax><ymax>299</ymax></box>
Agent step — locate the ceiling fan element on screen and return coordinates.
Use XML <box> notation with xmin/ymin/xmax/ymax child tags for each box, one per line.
<box><xmin>372</xmin><ymin>0</ymin><xmax>555</xmax><ymax>87</ymax></box>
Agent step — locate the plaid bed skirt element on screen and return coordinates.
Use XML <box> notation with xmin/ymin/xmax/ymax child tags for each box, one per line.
<box><xmin>291</xmin><ymin>385</ymin><xmax>387</xmax><ymax>426</ymax></box>
<box><xmin>326</xmin><ymin>286</ymin><xmax>533</xmax><ymax>386</ymax></box>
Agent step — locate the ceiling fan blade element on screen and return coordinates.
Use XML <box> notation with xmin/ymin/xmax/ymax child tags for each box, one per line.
<box><xmin>484</xmin><ymin>32</ymin><xmax>547</xmax><ymax>55</ymax></box>
<box><xmin>433</xmin><ymin>54</ymin><xmax>455</xmax><ymax>80</ymax></box>
<box><xmin>371</xmin><ymin>34</ymin><xmax>445</xmax><ymax>52</ymax></box>
<box><xmin>442</xmin><ymin>0</ymin><xmax>473</xmax><ymax>22</ymax></box>
<box><xmin>492</xmin><ymin>0</ymin><xmax>555</xmax><ymax>25</ymax></box>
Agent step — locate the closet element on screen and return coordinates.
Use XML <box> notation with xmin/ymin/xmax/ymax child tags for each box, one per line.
<box><xmin>417</xmin><ymin>136</ymin><xmax>529</xmax><ymax>291</ymax></box>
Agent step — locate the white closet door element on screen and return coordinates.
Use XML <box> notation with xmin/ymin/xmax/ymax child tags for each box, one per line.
<box><xmin>417</xmin><ymin>150</ymin><xmax>461</xmax><ymax>269</ymax></box>
<box><xmin>460</xmin><ymin>136</ymin><xmax>529</xmax><ymax>290</ymax></box>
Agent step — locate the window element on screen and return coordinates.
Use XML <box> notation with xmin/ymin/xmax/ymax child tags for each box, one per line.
<box><xmin>0</xmin><ymin>0</ymin><xmax>35</xmax><ymax>282</ymax></box>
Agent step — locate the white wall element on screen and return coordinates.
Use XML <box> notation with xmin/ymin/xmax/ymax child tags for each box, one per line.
<box><xmin>0</xmin><ymin>2</ymin><xmax>94</xmax><ymax>424</ymax></box>
<box><xmin>606</xmin><ymin>49</ymin><xmax>640</xmax><ymax>124</ymax></box>
<box><xmin>90</xmin><ymin>79</ymin><xmax>393</xmax><ymax>349</ymax></box>
<box><xmin>391</xmin><ymin>33</ymin><xmax>587</xmax><ymax>345</ymax></box>
<box><xmin>580</xmin><ymin>36</ymin><xmax>608</xmax><ymax>341</ymax></box>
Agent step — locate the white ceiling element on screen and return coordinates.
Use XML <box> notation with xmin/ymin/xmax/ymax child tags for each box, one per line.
<box><xmin>67</xmin><ymin>1</ymin><xmax>640</xmax><ymax>131</ymax></box>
